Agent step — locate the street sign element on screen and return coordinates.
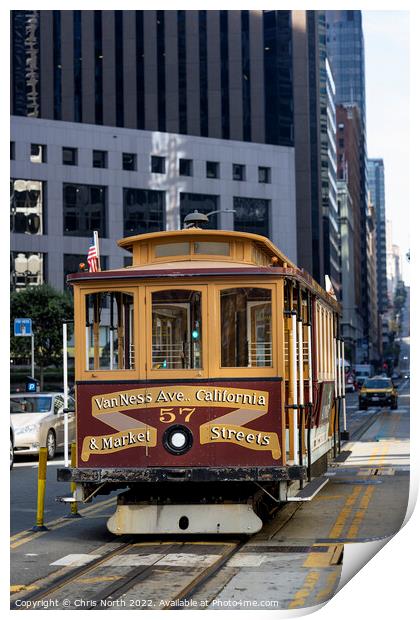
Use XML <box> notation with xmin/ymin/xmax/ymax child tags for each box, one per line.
<box><xmin>14</xmin><ymin>318</ymin><xmax>33</xmax><ymax>337</ymax></box>
<box><xmin>26</xmin><ymin>377</ymin><xmax>39</xmax><ymax>392</ymax></box>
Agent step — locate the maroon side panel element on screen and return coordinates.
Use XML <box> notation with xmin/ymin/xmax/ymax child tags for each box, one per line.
<box><xmin>76</xmin><ymin>380</ymin><xmax>283</xmax><ymax>468</ymax></box>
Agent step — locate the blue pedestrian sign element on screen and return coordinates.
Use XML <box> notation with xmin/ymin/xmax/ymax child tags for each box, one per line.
<box><xmin>14</xmin><ymin>318</ymin><xmax>33</xmax><ymax>337</ymax></box>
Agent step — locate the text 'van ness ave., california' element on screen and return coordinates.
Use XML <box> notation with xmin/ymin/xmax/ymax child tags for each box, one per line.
<box><xmin>92</xmin><ymin>387</ymin><xmax>269</xmax><ymax>413</ymax></box>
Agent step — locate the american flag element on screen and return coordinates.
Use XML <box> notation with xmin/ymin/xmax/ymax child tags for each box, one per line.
<box><xmin>87</xmin><ymin>234</ymin><xmax>100</xmax><ymax>272</ymax></box>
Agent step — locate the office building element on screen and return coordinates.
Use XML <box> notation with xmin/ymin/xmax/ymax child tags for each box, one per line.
<box><xmin>11</xmin><ymin>10</ymin><xmax>332</xmax><ymax>294</ymax></box>
<box><xmin>367</xmin><ymin>158</ymin><xmax>388</xmax><ymax>314</ymax></box>
<box><xmin>327</xmin><ymin>10</ymin><xmax>371</xmax><ymax>360</ymax></box>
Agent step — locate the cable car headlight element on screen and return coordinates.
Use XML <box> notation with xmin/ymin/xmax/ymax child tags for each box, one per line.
<box><xmin>163</xmin><ymin>425</ymin><xmax>193</xmax><ymax>455</ymax></box>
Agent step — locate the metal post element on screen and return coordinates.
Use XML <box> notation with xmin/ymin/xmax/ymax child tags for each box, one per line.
<box><xmin>341</xmin><ymin>340</ymin><xmax>347</xmax><ymax>428</ymax></box>
<box><xmin>307</xmin><ymin>323</ymin><xmax>313</xmax><ymax>482</ymax></box>
<box><xmin>341</xmin><ymin>339</ymin><xmax>349</xmax><ymax>440</ymax></box>
<box><xmin>31</xmin><ymin>333</ymin><xmax>35</xmax><ymax>379</ymax></box>
<box><xmin>291</xmin><ymin>313</ymin><xmax>299</xmax><ymax>465</ymax></box>
<box><xmin>65</xmin><ymin>443</ymin><xmax>82</xmax><ymax>519</ymax></box>
<box><xmin>32</xmin><ymin>447</ymin><xmax>49</xmax><ymax>531</ymax></box>
<box><xmin>63</xmin><ymin>323</ymin><xmax>69</xmax><ymax>467</ymax></box>
<box><xmin>298</xmin><ymin>319</ymin><xmax>305</xmax><ymax>486</ymax></box>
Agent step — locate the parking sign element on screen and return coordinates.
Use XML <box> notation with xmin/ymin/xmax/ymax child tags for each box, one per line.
<box><xmin>14</xmin><ymin>318</ymin><xmax>33</xmax><ymax>337</ymax></box>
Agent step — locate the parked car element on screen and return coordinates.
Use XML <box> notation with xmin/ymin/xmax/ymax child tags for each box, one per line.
<box><xmin>358</xmin><ymin>377</ymin><xmax>398</xmax><ymax>411</ymax></box>
<box><xmin>10</xmin><ymin>418</ymin><xmax>14</xmax><ymax>470</ymax></box>
<box><xmin>10</xmin><ymin>393</ymin><xmax>76</xmax><ymax>460</ymax></box>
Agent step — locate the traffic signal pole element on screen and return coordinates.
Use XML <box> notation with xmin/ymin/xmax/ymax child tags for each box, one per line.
<box><xmin>31</xmin><ymin>333</ymin><xmax>34</xmax><ymax>379</ymax></box>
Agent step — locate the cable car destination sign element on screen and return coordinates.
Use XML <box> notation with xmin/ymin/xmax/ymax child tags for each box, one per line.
<box><xmin>79</xmin><ymin>383</ymin><xmax>282</xmax><ymax>463</ymax></box>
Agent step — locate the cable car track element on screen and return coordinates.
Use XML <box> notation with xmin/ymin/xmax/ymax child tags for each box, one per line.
<box><xmin>11</xmin><ymin>537</ymin><xmax>247</xmax><ymax>610</ymax></box>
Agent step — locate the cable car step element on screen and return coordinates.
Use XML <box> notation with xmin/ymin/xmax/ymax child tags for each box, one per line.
<box><xmin>55</xmin><ymin>495</ymin><xmax>76</xmax><ymax>503</ymax></box>
<box><xmin>287</xmin><ymin>477</ymin><xmax>329</xmax><ymax>502</ymax></box>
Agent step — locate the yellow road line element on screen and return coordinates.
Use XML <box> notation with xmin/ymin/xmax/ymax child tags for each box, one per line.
<box><xmin>304</xmin><ymin>544</ymin><xmax>343</xmax><ymax>568</ymax></box>
<box><xmin>76</xmin><ymin>576</ymin><xmax>120</xmax><ymax>585</ymax></box>
<box><xmin>289</xmin><ymin>571</ymin><xmax>320</xmax><ymax>609</ymax></box>
<box><xmin>315</xmin><ymin>570</ymin><xmax>340</xmax><ymax>603</ymax></box>
<box><xmin>328</xmin><ymin>486</ymin><xmax>363</xmax><ymax>539</ymax></box>
<box><xmin>346</xmin><ymin>485</ymin><xmax>375</xmax><ymax>539</ymax></box>
<box><xmin>10</xmin><ymin>584</ymin><xmax>38</xmax><ymax>594</ymax></box>
<box><xmin>11</xmin><ymin>498</ymin><xmax>116</xmax><ymax>550</ymax></box>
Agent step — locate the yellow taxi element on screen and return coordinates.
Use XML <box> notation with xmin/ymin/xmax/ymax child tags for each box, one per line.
<box><xmin>358</xmin><ymin>376</ymin><xmax>398</xmax><ymax>410</ymax></box>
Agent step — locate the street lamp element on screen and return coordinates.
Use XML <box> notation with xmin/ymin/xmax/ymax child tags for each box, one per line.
<box><xmin>182</xmin><ymin>209</ymin><xmax>236</xmax><ymax>229</ymax></box>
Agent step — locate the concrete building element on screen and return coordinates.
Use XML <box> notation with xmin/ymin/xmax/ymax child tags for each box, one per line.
<box><xmin>11</xmin><ymin>10</ymin><xmax>331</xmax><ymax>292</ymax></box>
<box><xmin>366</xmin><ymin>197</ymin><xmax>380</xmax><ymax>362</ymax></box>
<box><xmin>335</xmin><ymin>104</ymin><xmax>364</xmax><ymax>353</ymax></box>
<box><xmin>337</xmin><ymin>180</ymin><xmax>360</xmax><ymax>362</ymax></box>
<box><xmin>326</xmin><ymin>10</ymin><xmax>371</xmax><ymax>361</ymax></box>
<box><xmin>11</xmin><ymin>116</ymin><xmax>296</xmax><ymax>291</ymax></box>
<box><xmin>320</xmin><ymin>54</ymin><xmax>340</xmax><ymax>297</ymax></box>
<box><xmin>367</xmin><ymin>158</ymin><xmax>388</xmax><ymax>314</ymax></box>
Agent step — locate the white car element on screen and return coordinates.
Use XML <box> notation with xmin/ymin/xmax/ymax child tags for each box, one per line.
<box><xmin>10</xmin><ymin>393</ymin><xmax>76</xmax><ymax>460</ymax></box>
<box><xmin>10</xmin><ymin>418</ymin><xmax>14</xmax><ymax>470</ymax></box>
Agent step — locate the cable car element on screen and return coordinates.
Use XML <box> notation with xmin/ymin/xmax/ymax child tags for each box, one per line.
<box><xmin>58</xmin><ymin>218</ymin><xmax>346</xmax><ymax>534</ymax></box>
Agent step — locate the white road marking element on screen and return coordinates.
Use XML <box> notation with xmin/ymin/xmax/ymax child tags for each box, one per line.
<box><xmin>227</xmin><ymin>554</ymin><xmax>268</xmax><ymax>567</ymax></box>
<box><xmin>51</xmin><ymin>554</ymin><xmax>101</xmax><ymax>567</ymax></box>
<box><xmin>103</xmin><ymin>554</ymin><xmax>163</xmax><ymax>567</ymax></box>
<box><xmin>12</xmin><ymin>460</ymin><xmax>66</xmax><ymax>469</ymax></box>
<box><xmin>156</xmin><ymin>553</ymin><xmax>221</xmax><ymax>567</ymax></box>
<box><xmin>53</xmin><ymin>553</ymin><xmax>223</xmax><ymax>569</ymax></box>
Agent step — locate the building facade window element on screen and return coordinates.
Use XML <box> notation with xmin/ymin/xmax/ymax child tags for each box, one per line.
<box><xmin>94</xmin><ymin>10</ymin><xmax>103</xmax><ymax>125</ymax></box>
<box><xmin>92</xmin><ymin>150</ymin><xmax>107</xmax><ymax>168</ymax></box>
<box><xmin>180</xmin><ymin>193</ymin><xmax>219</xmax><ymax>229</ymax></box>
<box><xmin>198</xmin><ymin>11</ymin><xmax>208</xmax><ymax>137</ymax></box>
<box><xmin>115</xmin><ymin>10</ymin><xmax>124</xmax><ymax>127</ymax></box>
<box><xmin>11</xmin><ymin>251</ymin><xmax>45</xmax><ymax>290</ymax></box>
<box><xmin>151</xmin><ymin>155</ymin><xmax>165</xmax><ymax>174</ymax></box>
<box><xmin>156</xmin><ymin>11</ymin><xmax>166</xmax><ymax>132</ymax></box>
<box><xmin>220</xmin><ymin>11</ymin><xmax>230</xmax><ymax>139</ymax></box>
<box><xmin>258</xmin><ymin>166</ymin><xmax>271</xmax><ymax>183</ymax></box>
<box><xmin>63</xmin><ymin>183</ymin><xmax>106</xmax><ymax>237</ymax></box>
<box><xmin>10</xmin><ymin>179</ymin><xmax>44</xmax><ymax>235</ymax></box>
<box><xmin>206</xmin><ymin>161</ymin><xmax>219</xmax><ymax>179</ymax></box>
<box><xmin>11</xmin><ymin>11</ymin><xmax>41</xmax><ymax>118</ymax></box>
<box><xmin>232</xmin><ymin>163</ymin><xmax>246</xmax><ymax>181</ymax></box>
<box><xmin>234</xmin><ymin>196</ymin><xmax>270</xmax><ymax>237</ymax></box>
<box><xmin>122</xmin><ymin>152</ymin><xmax>137</xmax><ymax>171</ymax></box>
<box><xmin>263</xmin><ymin>10</ymin><xmax>294</xmax><ymax>146</ymax></box>
<box><xmin>136</xmin><ymin>11</ymin><xmax>145</xmax><ymax>130</ymax></box>
<box><xmin>74</xmin><ymin>11</ymin><xmax>82</xmax><ymax>122</ymax></box>
<box><xmin>63</xmin><ymin>147</ymin><xmax>77</xmax><ymax>166</ymax></box>
<box><xmin>53</xmin><ymin>10</ymin><xmax>62</xmax><ymax>120</ymax></box>
<box><xmin>241</xmin><ymin>11</ymin><xmax>251</xmax><ymax>142</ymax></box>
<box><xmin>179</xmin><ymin>158</ymin><xmax>193</xmax><ymax>176</ymax></box>
<box><xmin>123</xmin><ymin>188</ymin><xmax>165</xmax><ymax>236</ymax></box>
<box><xmin>30</xmin><ymin>143</ymin><xmax>46</xmax><ymax>163</ymax></box>
<box><xmin>177</xmin><ymin>10</ymin><xmax>187</xmax><ymax>134</ymax></box>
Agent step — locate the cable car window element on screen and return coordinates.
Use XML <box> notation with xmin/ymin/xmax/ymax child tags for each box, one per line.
<box><xmin>193</xmin><ymin>242</ymin><xmax>230</xmax><ymax>256</ymax></box>
<box><xmin>85</xmin><ymin>292</ymin><xmax>135</xmax><ymax>371</ymax></box>
<box><xmin>220</xmin><ymin>288</ymin><xmax>272</xmax><ymax>367</ymax></box>
<box><xmin>155</xmin><ymin>242</ymin><xmax>190</xmax><ymax>257</ymax></box>
<box><xmin>152</xmin><ymin>290</ymin><xmax>202</xmax><ymax>369</ymax></box>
